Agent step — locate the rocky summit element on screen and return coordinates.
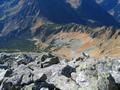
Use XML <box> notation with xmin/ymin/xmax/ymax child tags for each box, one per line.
<box><xmin>0</xmin><ymin>52</ymin><xmax>120</xmax><ymax>90</ymax></box>
<box><xmin>0</xmin><ymin>0</ymin><xmax>120</xmax><ymax>90</ymax></box>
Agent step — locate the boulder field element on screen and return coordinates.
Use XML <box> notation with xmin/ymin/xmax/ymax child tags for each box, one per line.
<box><xmin>0</xmin><ymin>52</ymin><xmax>120</xmax><ymax>90</ymax></box>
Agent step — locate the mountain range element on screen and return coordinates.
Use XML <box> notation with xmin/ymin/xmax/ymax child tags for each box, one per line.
<box><xmin>0</xmin><ymin>0</ymin><xmax>120</xmax><ymax>52</ymax></box>
<box><xmin>0</xmin><ymin>1</ymin><xmax>120</xmax><ymax>90</ymax></box>
<box><xmin>0</xmin><ymin>0</ymin><xmax>120</xmax><ymax>90</ymax></box>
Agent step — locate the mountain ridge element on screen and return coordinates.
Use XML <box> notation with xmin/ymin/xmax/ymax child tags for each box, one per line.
<box><xmin>0</xmin><ymin>0</ymin><xmax>120</xmax><ymax>53</ymax></box>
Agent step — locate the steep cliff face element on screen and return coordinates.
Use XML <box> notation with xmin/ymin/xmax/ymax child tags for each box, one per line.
<box><xmin>0</xmin><ymin>0</ymin><xmax>119</xmax><ymax>36</ymax></box>
<box><xmin>0</xmin><ymin>0</ymin><xmax>82</xmax><ymax>36</ymax></box>
<box><xmin>0</xmin><ymin>0</ymin><xmax>43</xmax><ymax>35</ymax></box>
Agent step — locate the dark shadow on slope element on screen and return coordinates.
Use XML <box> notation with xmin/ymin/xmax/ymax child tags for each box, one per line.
<box><xmin>37</xmin><ymin>0</ymin><xmax>87</xmax><ymax>24</ymax></box>
<box><xmin>76</xmin><ymin>0</ymin><xmax>120</xmax><ymax>27</ymax></box>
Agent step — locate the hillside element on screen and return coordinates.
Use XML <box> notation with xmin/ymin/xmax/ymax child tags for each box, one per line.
<box><xmin>34</xmin><ymin>24</ymin><xmax>120</xmax><ymax>59</ymax></box>
<box><xmin>0</xmin><ymin>0</ymin><xmax>120</xmax><ymax>51</ymax></box>
<box><xmin>0</xmin><ymin>1</ymin><xmax>120</xmax><ymax>90</ymax></box>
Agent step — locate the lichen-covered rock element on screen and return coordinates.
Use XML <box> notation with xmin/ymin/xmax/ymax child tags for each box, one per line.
<box><xmin>0</xmin><ymin>69</ymin><xmax>7</xmax><ymax>83</ymax></box>
<box><xmin>40</xmin><ymin>53</ymin><xmax>60</xmax><ymax>68</ymax></box>
<box><xmin>16</xmin><ymin>54</ymin><xmax>34</xmax><ymax>65</ymax></box>
<box><xmin>0</xmin><ymin>53</ymin><xmax>120</xmax><ymax>90</ymax></box>
<box><xmin>48</xmin><ymin>75</ymin><xmax>78</xmax><ymax>90</ymax></box>
<box><xmin>110</xmin><ymin>59</ymin><xmax>120</xmax><ymax>84</ymax></box>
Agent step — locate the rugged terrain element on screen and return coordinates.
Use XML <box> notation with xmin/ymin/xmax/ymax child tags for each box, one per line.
<box><xmin>0</xmin><ymin>0</ymin><xmax>120</xmax><ymax>51</ymax></box>
<box><xmin>0</xmin><ymin>52</ymin><xmax>120</xmax><ymax>90</ymax></box>
<box><xmin>0</xmin><ymin>23</ymin><xmax>120</xmax><ymax>59</ymax></box>
<box><xmin>0</xmin><ymin>24</ymin><xmax>120</xmax><ymax>90</ymax></box>
<box><xmin>32</xmin><ymin>24</ymin><xmax>120</xmax><ymax>60</ymax></box>
<box><xmin>0</xmin><ymin>0</ymin><xmax>120</xmax><ymax>90</ymax></box>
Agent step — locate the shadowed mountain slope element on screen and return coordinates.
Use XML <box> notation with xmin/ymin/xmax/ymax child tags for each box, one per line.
<box><xmin>0</xmin><ymin>0</ymin><xmax>120</xmax><ymax>50</ymax></box>
<box><xmin>95</xmin><ymin>0</ymin><xmax>120</xmax><ymax>22</ymax></box>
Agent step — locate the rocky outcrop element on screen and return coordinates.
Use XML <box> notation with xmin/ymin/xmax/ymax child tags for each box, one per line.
<box><xmin>0</xmin><ymin>52</ymin><xmax>120</xmax><ymax>90</ymax></box>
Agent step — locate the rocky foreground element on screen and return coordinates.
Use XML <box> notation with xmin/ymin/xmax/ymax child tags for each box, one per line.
<box><xmin>0</xmin><ymin>52</ymin><xmax>120</xmax><ymax>90</ymax></box>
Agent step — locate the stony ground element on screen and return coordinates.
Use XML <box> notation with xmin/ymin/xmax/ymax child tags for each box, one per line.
<box><xmin>0</xmin><ymin>52</ymin><xmax>120</xmax><ymax>90</ymax></box>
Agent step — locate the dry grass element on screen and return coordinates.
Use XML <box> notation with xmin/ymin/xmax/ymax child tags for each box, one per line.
<box><xmin>49</xmin><ymin>32</ymin><xmax>120</xmax><ymax>59</ymax></box>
